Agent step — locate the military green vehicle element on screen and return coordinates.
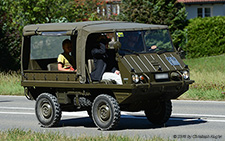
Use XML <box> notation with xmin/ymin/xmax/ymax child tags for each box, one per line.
<box><xmin>21</xmin><ymin>21</ymin><xmax>194</xmax><ymax>130</ymax></box>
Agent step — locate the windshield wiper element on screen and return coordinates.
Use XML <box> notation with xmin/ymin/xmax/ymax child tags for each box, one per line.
<box><xmin>120</xmin><ymin>48</ymin><xmax>139</xmax><ymax>56</ymax></box>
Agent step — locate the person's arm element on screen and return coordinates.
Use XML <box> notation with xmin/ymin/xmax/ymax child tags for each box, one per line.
<box><xmin>91</xmin><ymin>43</ymin><xmax>106</xmax><ymax>58</ymax></box>
<box><xmin>58</xmin><ymin>63</ymin><xmax>70</xmax><ymax>71</ymax></box>
<box><xmin>57</xmin><ymin>63</ymin><xmax>77</xmax><ymax>72</ymax></box>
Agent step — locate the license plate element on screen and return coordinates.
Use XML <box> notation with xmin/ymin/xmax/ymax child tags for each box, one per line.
<box><xmin>166</xmin><ymin>57</ymin><xmax>180</xmax><ymax>66</ymax></box>
<box><xmin>155</xmin><ymin>73</ymin><xmax>169</xmax><ymax>79</ymax></box>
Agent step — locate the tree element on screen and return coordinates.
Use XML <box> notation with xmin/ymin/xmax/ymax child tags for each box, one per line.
<box><xmin>119</xmin><ymin>0</ymin><xmax>188</xmax><ymax>49</ymax></box>
<box><xmin>0</xmin><ymin>1</ymin><xmax>21</xmax><ymax>71</ymax></box>
<box><xmin>64</xmin><ymin>0</ymin><xmax>104</xmax><ymax>22</ymax></box>
<box><xmin>0</xmin><ymin>0</ymin><xmax>104</xmax><ymax>71</ymax></box>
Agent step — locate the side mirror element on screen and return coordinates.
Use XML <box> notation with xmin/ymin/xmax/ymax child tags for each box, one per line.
<box><xmin>108</xmin><ymin>41</ymin><xmax>121</xmax><ymax>50</ymax></box>
<box><xmin>112</xmin><ymin>41</ymin><xmax>121</xmax><ymax>51</ymax></box>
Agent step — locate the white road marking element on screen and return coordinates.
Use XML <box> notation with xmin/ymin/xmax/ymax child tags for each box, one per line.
<box><xmin>0</xmin><ymin>107</ymin><xmax>34</xmax><ymax>110</ymax></box>
<box><xmin>172</xmin><ymin>113</ymin><xmax>225</xmax><ymax>118</ymax></box>
<box><xmin>0</xmin><ymin>111</ymin><xmax>34</xmax><ymax>115</ymax></box>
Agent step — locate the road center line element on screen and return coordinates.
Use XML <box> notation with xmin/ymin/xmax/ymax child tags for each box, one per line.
<box><xmin>0</xmin><ymin>111</ymin><xmax>34</xmax><ymax>115</ymax></box>
<box><xmin>0</xmin><ymin>107</ymin><xmax>34</xmax><ymax>110</ymax></box>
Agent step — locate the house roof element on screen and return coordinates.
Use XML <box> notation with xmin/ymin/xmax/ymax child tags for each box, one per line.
<box><xmin>177</xmin><ymin>0</ymin><xmax>225</xmax><ymax>4</ymax></box>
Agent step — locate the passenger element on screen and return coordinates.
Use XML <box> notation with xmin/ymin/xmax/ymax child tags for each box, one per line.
<box><xmin>57</xmin><ymin>39</ymin><xmax>76</xmax><ymax>72</ymax></box>
<box><xmin>91</xmin><ymin>34</ymin><xmax>119</xmax><ymax>82</ymax></box>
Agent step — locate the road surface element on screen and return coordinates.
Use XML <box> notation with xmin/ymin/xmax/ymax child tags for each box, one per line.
<box><xmin>0</xmin><ymin>95</ymin><xmax>224</xmax><ymax>140</ymax></box>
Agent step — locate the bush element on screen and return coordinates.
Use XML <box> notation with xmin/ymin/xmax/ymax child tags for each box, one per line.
<box><xmin>184</xmin><ymin>16</ymin><xmax>225</xmax><ymax>58</ymax></box>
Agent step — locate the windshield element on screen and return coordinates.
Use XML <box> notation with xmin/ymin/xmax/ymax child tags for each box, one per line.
<box><xmin>117</xmin><ymin>29</ymin><xmax>175</xmax><ymax>55</ymax></box>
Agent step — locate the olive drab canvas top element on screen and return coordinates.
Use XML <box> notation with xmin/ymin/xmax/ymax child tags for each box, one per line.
<box><xmin>22</xmin><ymin>21</ymin><xmax>168</xmax><ymax>83</ymax></box>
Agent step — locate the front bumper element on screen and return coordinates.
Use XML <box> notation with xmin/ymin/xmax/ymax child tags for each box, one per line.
<box><xmin>134</xmin><ymin>80</ymin><xmax>194</xmax><ymax>88</ymax></box>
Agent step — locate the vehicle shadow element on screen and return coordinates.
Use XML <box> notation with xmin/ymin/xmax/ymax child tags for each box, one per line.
<box><xmin>57</xmin><ymin>115</ymin><xmax>207</xmax><ymax>130</ymax></box>
<box><xmin>117</xmin><ymin>115</ymin><xmax>207</xmax><ymax>130</ymax></box>
<box><xmin>0</xmin><ymin>100</ymin><xmax>13</xmax><ymax>103</ymax></box>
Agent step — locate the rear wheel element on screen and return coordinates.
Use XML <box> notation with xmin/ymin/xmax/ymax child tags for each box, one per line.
<box><xmin>144</xmin><ymin>100</ymin><xmax>172</xmax><ymax>125</ymax></box>
<box><xmin>92</xmin><ymin>94</ymin><xmax>120</xmax><ymax>130</ymax></box>
<box><xmin>35</xmin><ymin>93</ymin><xmax>61</xmax><ymax>127</ymax></box>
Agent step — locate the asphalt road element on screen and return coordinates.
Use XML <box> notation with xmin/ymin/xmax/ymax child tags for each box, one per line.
<box><xmin>0</xmin><ymin>95</ymin><xmax>224</xmax><ymax>140</ymax></box>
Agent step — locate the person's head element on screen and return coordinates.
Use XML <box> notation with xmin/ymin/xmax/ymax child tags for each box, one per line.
<box><xmin>62</xmin><ymin>39</ymin><xmax>72</xmax><ymax>53</ymax></box>
<box><xmin>98</xmin><ymin>34</ymin><xmax>111</xmax><ymax>45</ymax></box>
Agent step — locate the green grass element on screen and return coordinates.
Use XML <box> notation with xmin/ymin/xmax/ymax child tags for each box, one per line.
<box><xmin>0</xmin><ymin>72</ymin><xmax>24</xmax><ymax>95</ymax></box>
<box><xmin>0</xmin><ymin>128</ymin><xmax>168</xmax><ymax>141</ymax></box>
<box><xmin>180</xmin><ymin>54</ymin><xmax>225</xmax><ymax>100</ymax></box>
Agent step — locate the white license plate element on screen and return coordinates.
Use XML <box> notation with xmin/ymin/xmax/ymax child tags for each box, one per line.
<box><xmin>155</xmin><ymin>73</ymin><xmax>169</xmax><ymax>79</ymax></box>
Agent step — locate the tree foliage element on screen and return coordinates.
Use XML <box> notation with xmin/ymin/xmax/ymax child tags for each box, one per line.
<box><xmin>184</xmin><ymin>16</ymin><xmax>225</xmax><ymax>58</ymax></box>
<box><xmin>0</xmin><ymin>1</ymin><xmax>21</xmax><ymax>71</ymax></box>
<box><xmin>0</xmin><ymin>0</ymin><xmax>104</xmax><ymax>71</ymax></box>
<box><xmin>119</xmin><ymin>0</ymin><xmax>187</xmax><ymax>48</ymax></box>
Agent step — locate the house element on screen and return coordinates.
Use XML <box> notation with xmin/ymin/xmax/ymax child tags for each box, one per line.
<box><xmin>98</xmin><ymin>0</ymin><xmax>121</xmax><ymax>17</ymax></box>
<box><xmin>100</xmin><ymin>0</ymin><xmax>225</xmax><ymax>19</ymax></box>
<box><xmin>177</xmin><ymin>0</ymin><xmax>225</xmax><ymax>19</ymax></box>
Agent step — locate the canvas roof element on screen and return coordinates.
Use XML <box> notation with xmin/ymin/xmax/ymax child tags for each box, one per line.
<box><xmin>23</xmin><ymin>21</ymin><xmax>168</xmax><ymax>36</ymax></box>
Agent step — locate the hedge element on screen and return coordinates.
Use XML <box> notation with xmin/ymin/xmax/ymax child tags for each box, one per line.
<box><xmin>184</xmin><ymin>16</ymin><xmax>225</xmax><ymax>58</ymax></box>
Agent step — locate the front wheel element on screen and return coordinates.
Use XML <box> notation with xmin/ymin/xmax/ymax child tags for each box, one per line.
<box><xmin>144</xmin><ymin>100</ymin><xmax>172</xmax><ymax>125</ymax></box>
<box><xmin>92</xmin><ymin>94</ymin><xmax>120</xmax><ymax>130</ymax></box>
<box><xmin>35</xmin><ymin>93</ymin><xmax>62</xmax><ymax>127</ymax></box>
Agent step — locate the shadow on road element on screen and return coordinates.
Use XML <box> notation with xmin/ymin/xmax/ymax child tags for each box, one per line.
<box><xmin>0</xmin><ymin>100</ymin><xmax>13</xmax><ymax>103</ymax></box>
<box><xmin>57</xmin><ymin>115</ymin><xmax>207</xmax><ymax>130</ymax></box>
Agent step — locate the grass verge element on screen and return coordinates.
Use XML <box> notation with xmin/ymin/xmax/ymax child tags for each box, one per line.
<box><xmin>0</xmin><ymin>72</ymin><xmax>24</xmax><ymax>95</ymax></box>
<box><xmin>0</xmin><ymin>128</ymin><xmax>167</xmax><ymax>141</ymax></box>
<box><xmin>181</xmin><ymin>54</ymin><xmax>225</xmax><ymax>100</ymax></box>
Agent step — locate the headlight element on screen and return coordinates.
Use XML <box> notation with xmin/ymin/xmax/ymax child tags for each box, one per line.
<box><xmin>132</xmin><ymin>74</ymin><xmax>139</xmax><ymax>83</ymax></box>
<box><xmin>139</xmin><ymin>75</ymin><xmax>145</xmax><ymax>81</ymax></box>
<box><xmin>182</xmin><ymin>71</ymin><xmax>189</xmax><ymax>79</ymax></box>
<box><xmin>132</xmin><ymin>74</ymin><xmax>146</xmax><ymax>83</ymax></box>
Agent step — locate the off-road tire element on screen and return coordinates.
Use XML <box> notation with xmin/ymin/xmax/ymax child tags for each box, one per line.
<box><xmin>92</xmin><ymin>94</ymin><xmax>120</xmax><ymax>130</ymax></box>
<box><xmin>35</xmin><ymin>93</ymin><xmax>62</xmax><ymax>127</ymax></box>
<box><xmin>144</xmin><ymin>100</ymin><xmax>172</xmax><ymax>125</ymax></box>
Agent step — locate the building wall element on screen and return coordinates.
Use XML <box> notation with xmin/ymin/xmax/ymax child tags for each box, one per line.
<box><xmin>185</xmin><ymin>4</ymin><xmax>225</xmax><ymax>19</ymax></box>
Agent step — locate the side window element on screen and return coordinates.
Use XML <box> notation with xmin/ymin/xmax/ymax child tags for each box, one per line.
<box><xmin>30</xmin><ymin>36</ymin><xmax>69</xmax><ymax>60</ymax></box>
<box><xmin>29</xmin><ymin>35</ymin><xmax>70</xmax><ymax>70</ymax></box>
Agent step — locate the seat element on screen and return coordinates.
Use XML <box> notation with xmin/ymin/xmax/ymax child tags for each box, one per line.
<box><xmin>88</xmin><ymin>59</ymin><xmax>95</xmax><ymax>73</ymax></box>
<box><xmin>47</xmin><ymin>63</ymin><xmax>58</xmax><ymax>71</ymax></box>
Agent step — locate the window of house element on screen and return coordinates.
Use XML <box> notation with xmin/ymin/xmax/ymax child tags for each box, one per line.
<box><xmin>197</xmin><ymin>7</ymin><xmax>212</xmax><ymax>18</ymax></box>
<box><xmin>197</xmin><ymin>8</ymin><xmax>203</xmax><ymax>17</ymax></box>
<box><xmin>205</xmin><ymin>8</ymin><xmax>211</xmax><ymax>17</ymax></box>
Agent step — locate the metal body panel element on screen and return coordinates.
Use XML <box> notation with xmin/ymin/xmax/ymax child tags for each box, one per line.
<box><xmin>120</xmin><ymin>53</ymin><xmax>185</xmax><ymax>73</ymax></box>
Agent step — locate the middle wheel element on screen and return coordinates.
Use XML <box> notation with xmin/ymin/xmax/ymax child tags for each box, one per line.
<box><xmin>92</xmin><ymin>94</ymin><xmax>120</xmax><ymax>130</ymax></box>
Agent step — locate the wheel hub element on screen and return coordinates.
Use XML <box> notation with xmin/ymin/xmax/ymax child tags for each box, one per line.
<box><xmin>98</xmin><ymin>104</ymin><xmax>110</xmax><ymax>121</ymax></box>
<box><xmin>41</xmin><ymin>102</ymin><xmax>52</xmax><ymax>118</ymax></box>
